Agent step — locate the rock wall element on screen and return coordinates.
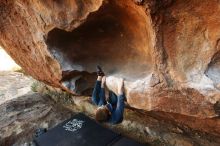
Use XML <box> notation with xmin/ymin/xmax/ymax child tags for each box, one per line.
<box><xmin>0</xmin><ymin>0</ymin><xmax>220</xmax><ymax>136</ymax></box>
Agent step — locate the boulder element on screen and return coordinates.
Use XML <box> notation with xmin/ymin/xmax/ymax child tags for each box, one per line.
<box><xmin>0</xmin><ymin>0</ymin><xmax>220</xmax><ymax>127</ymax></box>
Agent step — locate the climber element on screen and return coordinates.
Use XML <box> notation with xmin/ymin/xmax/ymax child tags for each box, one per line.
<box><xmin>91</xmin><ymin>66</ymin><xmax>126</xmax><ymax>124</ymax></box>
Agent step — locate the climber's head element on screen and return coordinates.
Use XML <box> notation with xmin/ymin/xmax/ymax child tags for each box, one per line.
<box><xmin>95</xmin><ymin>105</ymin><xmax>110</xmax><ymax>122</ymax></box>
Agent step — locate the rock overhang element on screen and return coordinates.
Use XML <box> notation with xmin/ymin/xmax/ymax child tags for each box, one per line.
<box><xmin>46</xmin><ymin>0</ymin><xmax>155</xmax><ymax>97</ymax></box>
<box><xmin>0</xmin><ymin>0</ymin><xmax>220</xmax><ymax>119</ymax></box>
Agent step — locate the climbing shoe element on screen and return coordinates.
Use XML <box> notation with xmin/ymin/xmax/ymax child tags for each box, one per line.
<box><xmin>96</xmin><ymin>65</ymin><xmax>105</xmax><ymax>76</ymax></box>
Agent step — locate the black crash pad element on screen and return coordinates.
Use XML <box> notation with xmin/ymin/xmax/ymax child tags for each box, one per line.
<box><xmin>34</xmin><ymin>113</ymin><xmax>148</xmax><ymax>146</ymax></box>
<box><xmin>112</xmin><ymin>137</ymin><xmax>147</xmax><ymax>146</ymax></box>
<box><xmin>34</xmin><ymin>113</ymin><xmax>120</xmax><ymax>146</ymax></box>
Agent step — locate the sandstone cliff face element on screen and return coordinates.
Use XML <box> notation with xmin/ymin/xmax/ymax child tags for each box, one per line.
<box><xmin>1</xmin><ymin>0</ymin><xmax>220</xmax><ymax>137</ymax></box>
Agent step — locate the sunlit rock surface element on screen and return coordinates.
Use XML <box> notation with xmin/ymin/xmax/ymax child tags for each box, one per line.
<box><xmin>0</xmin><ymin>71</ymin><xmax>33</xmax><ymax>104</ymax></box>
<box><xmin>1</xmin><ymin>0</ymin><xmax>220</xmax><ymax>138</ymax></box>
<box><xmin>0</xmin><ymin>47</ymin><xmax>20</xmax><ymax>71</ymax></box>
<box><xmin>0</xmin><ymin>93</ymin><xmax>73</xmax><ymax>146</ymax></box>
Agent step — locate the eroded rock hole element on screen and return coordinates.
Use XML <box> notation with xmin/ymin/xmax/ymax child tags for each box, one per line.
<box><xmin>47</xmin><ymin>0</ymin><xmax>153</xmax><ymax>93</ymax></box>
<box><xmin>205</xmin><ymin>50</ymin><xmax>220</xmax><ymax>85</ymax></box>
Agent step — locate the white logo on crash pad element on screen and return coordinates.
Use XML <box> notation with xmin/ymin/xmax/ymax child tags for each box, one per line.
<box><xmin>63</xmin><ymin>119</ymin><xmax>84</xmax><ymax>132</ymax></box>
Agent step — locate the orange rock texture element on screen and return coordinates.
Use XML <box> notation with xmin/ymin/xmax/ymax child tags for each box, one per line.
<box><xmin>0</xmin><ymin>0</ymin><xmax>220</xmax><ymax>137</ymax></box>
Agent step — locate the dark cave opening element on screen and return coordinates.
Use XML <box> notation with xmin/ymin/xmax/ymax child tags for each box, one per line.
<box><xmin>46</xmin><ymin>0</ymin><xmax>154</xmax><ymax>93</ymax></box>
